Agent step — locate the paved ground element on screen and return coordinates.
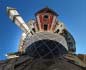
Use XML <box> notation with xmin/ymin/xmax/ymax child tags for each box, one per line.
<box><xmin>0</xmin><ymin>55</ymin><xmax>85</xmax><ymax>70</ymax></box>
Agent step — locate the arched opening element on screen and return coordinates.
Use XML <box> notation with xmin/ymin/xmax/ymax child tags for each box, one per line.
<box><xmin>25</xmin><ymin>39</ymin><xmax>67</xmax><ymax>59</ymax></box>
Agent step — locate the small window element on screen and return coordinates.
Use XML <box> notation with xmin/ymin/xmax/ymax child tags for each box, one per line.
<box><xmin>32</xmin><ymin>28</ymin><xmax>36</xmax><ymax>32</ymax></box>
<box><xmin>44</xmin><ymin>24</ymin><xmax>48</xmax><ymax>31</ymax></box>
<box><xmin>55</xmin><ymin>29</ymin><xmax>59</xmax><ymax>33</ymax></box>
<box><xmin>44</xmin><ymin>15</ymin><xmax>48</xmax><ymax>19</ymax></box>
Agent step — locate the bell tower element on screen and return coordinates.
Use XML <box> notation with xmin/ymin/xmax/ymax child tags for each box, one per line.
<box><xmin>35</xmin><ymin>7</ymin><xmax>59</xmax><ymax>32</ymax></box>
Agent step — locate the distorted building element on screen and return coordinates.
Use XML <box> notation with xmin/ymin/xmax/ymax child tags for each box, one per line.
<box><xmin>6</xmin><ymin>7</ymin><xmax>76</xmax><ymax>59</ymax></box>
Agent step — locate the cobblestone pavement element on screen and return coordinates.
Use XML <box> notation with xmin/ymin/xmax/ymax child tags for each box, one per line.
<box><xmin>0</xmin><ymin>55</ymin><xmax>85</xmax><ymax>70</ymax></box>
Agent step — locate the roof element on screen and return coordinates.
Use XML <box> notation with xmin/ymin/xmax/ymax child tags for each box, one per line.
<box><xmin>77</xmin><ymin>54</ymin><xmax>86</xmax><ymax>63</ymax></box>
<box><xmin>35</xmin><ymin>7</ymin><xmax>59</xmax><ymax>16</ymax></box>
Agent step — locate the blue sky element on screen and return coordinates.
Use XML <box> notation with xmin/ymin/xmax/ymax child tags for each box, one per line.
<box><xmin>0</xmin><ymin>0</ymin><xmax>86</xmax><ymax>60</ymax></box>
